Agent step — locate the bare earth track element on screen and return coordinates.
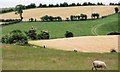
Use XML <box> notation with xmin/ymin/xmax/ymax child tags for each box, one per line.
<box><xmin>1</xmin><ymin>6</ymin><xmax>118</xmax><ymax>21</ymax></box>
<box><xmin>29</xmin><ymin>35</ymin><xmax>118</xmax><ymax>53</ymax></box>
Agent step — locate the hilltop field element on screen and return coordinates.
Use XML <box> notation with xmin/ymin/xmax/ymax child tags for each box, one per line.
<box><xmin>1</xmin><ymin>6</ymin><xmax>118</xmax><ymax>21</ymax></box>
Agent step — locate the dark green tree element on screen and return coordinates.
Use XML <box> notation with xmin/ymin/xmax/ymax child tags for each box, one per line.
<box><xmin>114</xmin><ymin>7</ymin><xmax>119</xmax><ymax>13</ymax></box>
<box><xmin>65</xmin><ymin>31</ymin><xmax>74</xmax><ymax>38</ymax></box>
<box><xmin>15</xmin><ymin>5</ymin><xmax>24</xmax><ymax>21</ymax></box>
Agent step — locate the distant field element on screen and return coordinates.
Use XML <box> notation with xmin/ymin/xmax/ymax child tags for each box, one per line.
<box><xmin>1</xmin><ymin>6</ymin><xmax>118</xmax><ymax>21</ymax></box>
<box><xmin>1</xmin><ymin>13</ymin><xmax>119</xmax><ymax>39</ymax></box>
<box><xmin>29</xmin><ymin>35</ymin><xmax>118</xmax><ymax>53</ymax></box>
<box><xmin>2</xmin><ymin>44</ymin><xmax>118</xmax><ymax>70</ymax></box>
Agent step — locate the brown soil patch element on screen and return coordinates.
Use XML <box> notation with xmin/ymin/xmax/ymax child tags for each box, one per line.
<box><xmin>29</xmin><ymin>35</ymin><xmax>118</xmax><ymax>53</ymax></box>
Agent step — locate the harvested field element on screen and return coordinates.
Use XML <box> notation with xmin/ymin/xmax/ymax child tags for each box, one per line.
<box><xmin>1</xmin><ymin>6</ymin><xmax>118</xmax><ymax>21</ymax></box>
<box><xmin>29</xmin><ymin>35</ymin><xmax>119</xmax><ymax>53</ymax></box>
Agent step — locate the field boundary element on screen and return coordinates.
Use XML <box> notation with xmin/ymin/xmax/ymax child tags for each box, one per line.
<box><xmin>91</xmin><ymin>18</ymin><xmax>118</xmax><ymax>35</ymax></box>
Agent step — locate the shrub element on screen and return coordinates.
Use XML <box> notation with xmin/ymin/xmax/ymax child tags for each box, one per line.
<box><xmin>110</xmin><ymin>49</ymin><xmax>117</xmax><ymax>53</ymax></box>
<box><xmin>107</xmin><ymin>31</ymin><xmax>120</xmax><ymax>35</ymax></box>
<box><xmin>114</xmin><ymin>7</ymin><xmax>119</xmax><ymax>13</ymax></box>
<box><xmin>25</xmin><ymin>26</ymin><xmax>37</xmax><ymax>40</ymax></box>
<box><xmin>1</xmin><ymin>30</ymin><xmax>28</xmax><ymax>45</ymax></box>
<box><xmin>1</xmin><ymin>35</ymin><xmax>9</xmax><ymax>43</ymax></box>
<box><xmin>10</xmin><ymin>29</ymin><xmax>22</xmax><ymax>34</ymax></box>
<box><xmin>37</xmin><ymin>30</ymin><xmax>50</xmax><ymax>39</ymax></box>
<box><xmin>29</xmin><ymin>18</ymin><xmax>34</xmax><ymax>22</ymax></box>
<box><xmin>65</xmin><ymin>31</ymin><xmax>74</xmax><ymax>38</ymax></box>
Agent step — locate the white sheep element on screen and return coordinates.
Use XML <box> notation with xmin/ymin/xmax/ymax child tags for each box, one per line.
<box><xmin>92</xmin><ymin>60</ymin><xmax>108</xmax><ymax>70</ymax></box>
<box><xmin>74</xmin><ymin>49</ymin><xmax>78</xmax><ymax>52</ymax></box>
<box><xmin>43</xmin><ymin>44</ymin><xmax>46</xmax><ymax>48</ymax></box>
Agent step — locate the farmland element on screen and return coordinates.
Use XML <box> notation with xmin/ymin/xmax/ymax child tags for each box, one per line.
<box><xmin>1</xmin><ymin>5</ymin><xmax>119</xmax><ymax>70</ymax></box>
<box><xmin>29</xmin><ymin>35</ymin><xmax>118</xmax><ymax>53</ymax></box>
<box><xmin>2</xmin><ymin>44</ymin><xmax>118</xmax><ymax>70</ymax></box>
<box><xmin>1</xmin><ymin>13</ymin><xmax>119</xmax><ymax>39</ymax></box>
<box><xmin>1</xmin><ymin>6</ymin><xmax>118</xmax><ymax>21</ymax></box>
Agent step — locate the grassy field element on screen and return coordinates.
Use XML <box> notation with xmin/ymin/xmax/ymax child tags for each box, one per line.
<box><xmin>1</xmin><ymin>13</ymin><xmax>119</xmax><ymax>39</ymax></box>
<box><xmin>2</xmin><ymin>44</ymin><xmax>118</xmax><ymax>70</ymax></box>
<box><xmin>1</xmin><ymin>6</ymin><xmax>118</xmax><ymax>21</ymax></box>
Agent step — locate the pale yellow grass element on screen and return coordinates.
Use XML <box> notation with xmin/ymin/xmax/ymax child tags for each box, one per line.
<box><xmin>1</xmin><ymin>6</ymin><xmax>118</xmax><ymax>21</ymax></box>
<box><xmin>29</xmin><ymin>35</ymin><xmax>119</xmax><ymax>53</ymax></box>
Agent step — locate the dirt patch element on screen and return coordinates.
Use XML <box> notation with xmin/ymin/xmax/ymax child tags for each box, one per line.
<box><xmin>29</xmin><ymin>35</ymin><xmax>118</xmax><ymax>53</ymax></box>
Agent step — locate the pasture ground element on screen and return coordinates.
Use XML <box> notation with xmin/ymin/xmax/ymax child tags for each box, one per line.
<box><xmin>1</xmin><ymin>13</ymin><xmax>119</xmax><ymax>39</ymax></box>
<box><xmin>2</xmin><ymin>44</ymin><xmax>118</xmax><ymax>70</ymax></box>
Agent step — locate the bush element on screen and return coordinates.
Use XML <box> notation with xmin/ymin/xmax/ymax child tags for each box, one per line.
<box><xmin>25</xmin><ymin>26</ymin><xmax>37</xmax><ymax>40</ymax></box>
<box><xmin>110</xmin><ymin>49</ymin><xmax>117</xmax><ymax>53</ymax></box>
<box><xmin>37</xmin><ymin>30</ymin><xmax>50</xmax><ymax>39</ymax></box>
<box><xmin>10</xmin><ymin>29</ymin><xmax>22</xmax><ymax>34</ymax></box>
<box><xmin>107</xmin><ymin>31</ymin><xmax>120</xmax><ymax>35</ymax></box>
<box><xmin>29</xmin><ymin>18</ymin><xmax>34</xmax><ymax>22</ymax></box>
<box><xmin>65</xmin><ymin>31</ymin><xmax>74</xmax><ymax>38</ymax></box>
<box><xmin>114</xmin><ymin>7</ymin><xmax>119</xmax><ymax>13</ymax></box>
<box><xmin>1</xmin><ymin>30</ymin><xmax>28</xmax><ymax>45</ymax></box>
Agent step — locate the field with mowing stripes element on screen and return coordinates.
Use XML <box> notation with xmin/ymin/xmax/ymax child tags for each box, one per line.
<box><xmin>1</xmin><ymin>6</ymin><xmax>118</xmax><ymax>21</ymax></box>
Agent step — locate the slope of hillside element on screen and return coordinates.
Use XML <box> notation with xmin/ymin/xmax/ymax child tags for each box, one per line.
<box><xmin>2</xmin><ymin>44</ymin><xmax>118</xmax><ymax>70</ymax></box>
<box><xmin>1</xmin><ymin>13</ymin><xmax>118</xmax><ymax>39</ymax></box>
<box><xmin>1</xmin><ymin>6</ymin><xmax>118</xmax><ymax>21</ymax></box>
<box><xmin>29</xmin><ymin>35</ymin><xmax>118</xmax><ymax>53</ymax></box>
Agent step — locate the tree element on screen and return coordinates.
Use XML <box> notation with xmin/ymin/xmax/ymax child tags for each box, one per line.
<box><xmin>114</xmin><ymin>7</ymin><xmax>119</xmax><ymax>13</ymax></box>
<box><xmin>29</xmin><ymin>18</ymin><xmax>34</xmax><ymax>22</ymax></box>
<box><xmin>65</xmin><ymin>31</ymin><xmax>74</xmax><ymax>38</ymax></box>
<box><xmin>25</xmin><ymin>26</ymin><xmax>37</xmax><ymax>40</ymax></box>
<box><xmin>91</xmin><ymin>13</ymin><xmax>99</xmax><ymax>19</ymax></box>
<box><xmin>15</xmin><ymin>5</ymin><xmax>24</xmax><ymax>21</ymax></box>
<box><xmin>70</xmin><ymin>15</ymin><xmax>74</xmax><ymax>20</ymax></box>
<box><xmin>37</xmin><ymin>30</ymin><xmax>50</xmax><ymax>39</ymax></box>
<box><xmin>80</xmin><ymin>14</ymin><xmax>87</xmax><ymax>20</ymax></box>
<box><xmin>83</xmin><ymin>2</ymin><xmax>88</xmax><ymax>6</ymax></box>
<box><xmin>39</xmin><ymin>3</ymin><xmax>42</xmax><ymax>7</ymax></box>
<box><xmin>56</xmin><ymin>16</ymin><xmax>62</xmax><ymax>21</ymax></box>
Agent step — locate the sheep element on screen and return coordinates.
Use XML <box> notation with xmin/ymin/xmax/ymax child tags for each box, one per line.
<box><xmin>74</xmin><ymin>49</ymin><xmax>78</xmax><ymax>52</ymax></box>
<box><xmin>43</xmin><ymin>44</ymin><xmax>46</xmax><ymax>48</ymax></box>
<box><xmin>92</xmin><ymin>60</ymin><xmax>108</xmax><ymax>70</ymax></box>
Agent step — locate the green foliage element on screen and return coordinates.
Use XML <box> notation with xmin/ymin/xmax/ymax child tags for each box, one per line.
<box><xmin>91</xmin><ymin>13</ymin><xmax>100</xmax><ymax>19</ymax></box>
<box><xmin>29</xmin><ymin>18</ymin><xmax>34</xmax><ymax>22</ymax></box>
<box><xmin>10</xmin><ymin>29</ymin><xmax>22</xmax><ymax>34</ymax></box>
<box><xmin>41</xmin><ymin>15</ymin><xmax>62</xmax><ymax>21</ymax></box>
<box><xmin>1</xmin><ymin>30</ymin><xmax>28</xmax><ymax>45</ymax></box>
<box><xmin>110</xmin><ymin>49</ymin><xmax>117</xmax><ymax>53</ymax></box>
<box><xmin>2</xmin><ymin>13</ymin><xmax>119</xmax><ymax>39</ymax></box>
<box><xmin>65</xmin><ymin>31</ymin><xmax>74</xmax><ymax>38</ymax></box>
<box><xmin>25</xmin><ymin>26</ymin><xmax>37</xmax><ymax>40</ymax></box>
<box><xmin>114</xmin><ymin>7</ymin><xmax>119</xmax><ymax>13</ymax></box>
<box><xmin>15</xmin><ymin>5</ymin><xmax>24</xmax><ymax>20</ymax></box>
<box><xmin>107</xmin><ymin>31</ymin><xmax>120</xmax><ymax>35</ymax></box>
<box><xmin>2</xmin><ymin>44</ymin><xmax>118</xmax><ymax>70</ymax></box>
<box><xmin>80</xmin><ymin>14</ymin><xmax>87</xmax><ymax>20</ymax></box>
<box><xmin>37</xmin><ymin>30</ymin><xmax>50</xmax><ymax>39</ymax></box>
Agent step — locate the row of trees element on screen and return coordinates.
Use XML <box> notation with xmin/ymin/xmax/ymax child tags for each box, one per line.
<box><xmin>41</xmin><ymin>15</ymin><xmax>62</xmax><ymax>21</ymax></box>
<box><xmin>109</xmin><ymin>2</ymin><xmax>120</xmax><ymax>5</ymax></box>
<box><xmin>38</xmin><ymin>2</ymin><xmax>104</xmax><ymax>7</ymax></box>
<box><xmin>9</xmin><ymin>4</ymin><xmax>119</xmax><ymax>22</ymax></box>
<box><xmin>70</xmin><ymin>14</ymin><xmax>87</xmax><ymax>21</ymax></box>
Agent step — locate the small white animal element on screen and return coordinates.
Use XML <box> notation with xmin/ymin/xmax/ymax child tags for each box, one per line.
<box><xmin>92</xmin><ymin>60</ymin><xmax>108</xmax><ymax>70</ymax></box>
<box><xmin>74</xmin><ymin>49</ymin><xmax>78</xmax><ymax>52</ymax></box>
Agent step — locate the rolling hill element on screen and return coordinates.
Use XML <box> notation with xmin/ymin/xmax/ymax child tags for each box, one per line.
<box><xmin>1</xmin><ymin>6</ymin><xmax>118</xmax><ymax>21</ymax></box>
